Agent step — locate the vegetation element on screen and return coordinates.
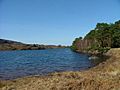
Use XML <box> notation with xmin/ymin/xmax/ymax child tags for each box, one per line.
<box><xmin>71</xmin><ymin>20</ymin><xmax>120</xmax><ymax>54</ymax></box>
<box><xmin>71</xmin><ymin>37</ymin><xmax>82</xmax><ymax>51</ymax></box>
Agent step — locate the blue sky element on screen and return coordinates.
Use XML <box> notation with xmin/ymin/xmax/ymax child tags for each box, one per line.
<box><xmin>0</xmin><ymin>0</ymin><xmax>120</xmax><ymax>45</ymax></box>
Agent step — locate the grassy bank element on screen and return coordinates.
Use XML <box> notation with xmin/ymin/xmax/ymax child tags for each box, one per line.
<box><xmin>0</xmin><ymin>48</ymin><xmax>120</xmax><ymax>90</ymax></box>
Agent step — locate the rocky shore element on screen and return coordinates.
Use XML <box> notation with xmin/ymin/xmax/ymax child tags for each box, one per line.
<box><xmin>0</xmin><ymin>48</ymin><xmax>120</xmax><ymax>90</ymax></box>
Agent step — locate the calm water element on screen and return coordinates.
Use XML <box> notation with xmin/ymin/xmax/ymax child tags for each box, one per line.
<box><xmin>0</xmin><ymin>48</ymin><xmax>99</xmax><ymax>80</ymax></box>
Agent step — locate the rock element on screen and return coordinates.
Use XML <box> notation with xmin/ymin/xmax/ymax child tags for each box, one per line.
<box><xmin>88</xmin><ymin>56</ymin><xmax>99</xmax><ymax>60</ymax></box>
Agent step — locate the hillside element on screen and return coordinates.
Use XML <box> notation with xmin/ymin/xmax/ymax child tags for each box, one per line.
<box><xmin>0</xmin><ymin>39</ymin><xmax>66</xmax><ymax>50</ymax></box>
<box><xmin>0</xmin><ymin>39</ymin><xmax>23</xmax><ymax>44</ymax></box>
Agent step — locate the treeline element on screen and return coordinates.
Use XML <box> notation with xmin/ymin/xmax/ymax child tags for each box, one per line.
<box><xmin>71</xmin><ymin>20</ymin><xmax>120</xmax><ymax>54</ymax></box>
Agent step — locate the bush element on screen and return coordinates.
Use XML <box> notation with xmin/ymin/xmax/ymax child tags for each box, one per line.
<box><xmin>70</xmin><ymin>45</ymin><xmax>77</xmax><ymax>51</ymax></box>
<box><xmin>97</xmin><ymin>47</ymin><xmax>110</xmax><ymax>54</ymax></box>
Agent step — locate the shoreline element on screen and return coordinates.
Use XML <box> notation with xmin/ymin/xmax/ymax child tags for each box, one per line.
<box><xmin>0</xmin><ymin>48</ymin><xmax>120</xmax><ymax>90</ymax></box>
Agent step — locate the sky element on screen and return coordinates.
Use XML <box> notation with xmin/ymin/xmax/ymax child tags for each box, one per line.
<box><xmin>0</xmin><ymin>0</ymin><xmax>120</xmax><ymax>45</ymax></box>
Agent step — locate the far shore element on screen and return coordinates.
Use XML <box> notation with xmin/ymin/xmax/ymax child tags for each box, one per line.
<box><xmin>0</xmin><ymin>48</ymin><xmax>120</xmax><ymax>90</ymax></box>
<box><xmin>0</xmin><ymin>39</ymin><xmax>68</xmax><ymax>51</ymax></box>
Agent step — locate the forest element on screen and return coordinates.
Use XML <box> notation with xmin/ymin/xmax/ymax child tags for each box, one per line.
<box><xmin>71</xmin><ymin>20</ymin><xmax>120</xmax><ymax>54</ymax></box>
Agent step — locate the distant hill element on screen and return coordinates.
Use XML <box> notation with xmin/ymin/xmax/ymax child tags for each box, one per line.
<box><xmin>0</xmin><ymin>39</ymin><xmax>66</xmax><ymax>50</ymax></box>
<box><xmin>0</xmin><ymin>39</ymin><xmax>23</xmax><ymax>44</ymax></box>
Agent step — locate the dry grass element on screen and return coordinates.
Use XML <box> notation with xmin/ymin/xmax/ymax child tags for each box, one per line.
<box><xmin>0</xmin><ymin>82</ymin><xmax>5</xmax><ymax>88</ymax></box>
<box><xmin>0</xmin><ymin>48</ymin><xmax>120</xmax><ymax>90</ymax></box>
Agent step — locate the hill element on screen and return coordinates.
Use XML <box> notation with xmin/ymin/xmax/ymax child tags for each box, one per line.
<box><xmin>0</xmin><ymin>39</ymin><xmax>23</xmax><ymax>44</ymax></box>
<box><xmin>0</xmin><ymin>39</ymin><xmax>65</xmax><ymax>50</ymax></box>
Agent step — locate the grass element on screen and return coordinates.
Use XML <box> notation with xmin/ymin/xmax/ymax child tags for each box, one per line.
<box><xmin>0</xmin><ymin>82</ymin><xmax>5</xmax><ymax>88</ymax></box>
